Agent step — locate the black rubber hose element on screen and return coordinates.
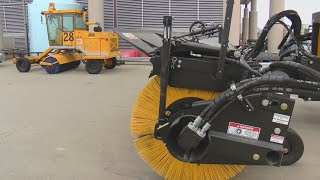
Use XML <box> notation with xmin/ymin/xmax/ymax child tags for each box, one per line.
<box><xmin>208</xmin><ymin>86</ymin><xmax>320</xmax><ymax>125</ymax></box>
<box><xmin>266</xmin><ymin>61</ymin><xmax>320</xmax><ymax>81</ymax></box>
<box><xmin>245</xmin><ymin>10</ymin><xmax>302</xmax><ymax>60</ymax></box>
<box><xmin>201</xmin><ymin>76</ymin><xmax>320</xmax><ymax>124</ymax></box>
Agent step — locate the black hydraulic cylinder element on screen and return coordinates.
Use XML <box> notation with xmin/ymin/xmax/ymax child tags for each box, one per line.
<box><xmin>158</xmin><ymin>16</ymin><xmax>173</xmax><ymax>124</ymax></box>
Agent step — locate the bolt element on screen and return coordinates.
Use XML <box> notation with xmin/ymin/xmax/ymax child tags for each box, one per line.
<box><xmin>234</xmin><ymin>51</ymin><xmax>241</xmax><ymax>58</ymax></box>
<box><xmin>165</xmin><ymin>111</ymin><xmax>171</xmax><ymax>116</ymax></box>
<box><xmin>177</xmin><ymin>65</ymin><xmax>181</xmax><ymax>69</ymax></box>
<box><xmin>308</xmin><ymin>97</ymin><xmax>312</xmax><ymax>101</ymax></box>
<box><xmin>274</xmin><ymin>128</ymin><xmax>281</xmax><ymax>135</ymax></box>
<box><xmin>280</xmin><ymin>103</ymin><xmax>288</xmax><ymax>111</ymax></box>
<box><xmin>253</xmin><ymin>154</ymin><xmax>260</xmax><ymax>161</ymax></box>
<box><xmin>262</xmin><ymin>99</ymin><xmax>269</xmax><ymax>107</ymax></box>
<box><xmin>178</xmin><ymin>60</ymin><xmax>182</xmax><ymax>64</ymax></box>
<box><xmin>310</xmin><ymin>61</ymin><xmax>314</xmax><ymax>64</ymax></box>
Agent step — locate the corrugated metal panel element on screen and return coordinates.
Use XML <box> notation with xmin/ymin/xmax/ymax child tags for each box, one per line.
<box><xmin>143</xmin><ymin>0</ymin><xmax>169</xmax><ymax>29</ymax></box>
<box><xmin>170</xmin><ymin>0</ymin><xmax>198</xmax><ymax>28</ymax></box>
<box><xmin>104</xmin><ymin>0</ymin><xmax>113</xmax><ymax>29</ymax></box>
<box><xmin>0</xmin><ymin>5</ymin><xmax>24</xmax><ymax>34</ymax></box>
<box><xmin>199</xmin><ymin>0</ymin><xmax>223</xmax><ymax>24</ymax></box>
<box><xmin>0</xmin><ymin>0</ymin><xmax>22</xmax><ymax>3</ymax></box>
<box><xmin>117</xmin><ymin>0</ymin><xmax>142</xmax><ymax>29</ymax></box>
<box><xmin>14</xmin><ymin>35</ymin><xmax>26</xmax><ymax>49</ymax></box>
<box><xmin>0</xmin><ymin>0</ymin><xmax>26</xmax><ymax>49</ymax></box>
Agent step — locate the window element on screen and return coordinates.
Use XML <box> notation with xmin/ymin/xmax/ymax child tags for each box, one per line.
<box><xmin>63</xmin><ymin>14</ymin><xmax>74</xmax><ymax>31</ymax></box>
<box><xmin>75</xmin><ymin>14</ymin><xmax>87</xmax><ymax>30</ymax></box>
<box><xmin>46</xmin><ymin>14</ymin><xmax>63</xmax><ymax>46</ymax></box>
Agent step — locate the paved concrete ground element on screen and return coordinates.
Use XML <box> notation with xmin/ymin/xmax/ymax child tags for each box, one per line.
<box><xmin>0</xmin><ymin>61</ymin><xmax>319</xmax><ymax>180</ymax></box>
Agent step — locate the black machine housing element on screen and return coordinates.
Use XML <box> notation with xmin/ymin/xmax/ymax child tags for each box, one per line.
<box><xmin>115</xmin><ymin>0</ymin><xmax>319</xmax><ymax>167</ymax></box>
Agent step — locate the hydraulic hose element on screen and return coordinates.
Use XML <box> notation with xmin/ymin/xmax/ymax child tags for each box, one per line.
<box><xmin>261</xmin><ymin>61</ymin><xmax>320</xmax><ymax>81</ymax></box>
<box><xmin>208</xmin><ymin>86</ymin><xmax>320</xmax><ymax>125</ymax></box>
<box><xmin>200</xmin><ymin>76</ymin><xmax>320</xmax><ymax>125</ymax></box>
<box><xmin>245</xmin><ymin>10</ymin><xmax>302</xmax><ymax>61</ymax></box>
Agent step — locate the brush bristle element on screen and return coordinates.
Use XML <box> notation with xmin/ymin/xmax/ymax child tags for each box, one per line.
<box><xmin>131</xmin><ymin>76</ymin><xmax>245</xmax><ymax>180</ymax></box>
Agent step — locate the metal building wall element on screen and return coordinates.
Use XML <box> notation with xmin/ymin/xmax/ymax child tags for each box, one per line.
<box><xmin>0</xmin><ymin>0</ymin><xmax>26</xmax><ymax>49</ymax></box>
<box><xmin>0</xmin><ymin>0</ymin><xmax>224</xmax><ymax>50</ymax></box>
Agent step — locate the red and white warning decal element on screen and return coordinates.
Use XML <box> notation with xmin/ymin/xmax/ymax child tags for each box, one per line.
<box><xmin>227</xmin><ymin>122</ymin><xmax>261</xmax><ymax>140</ymax></box>
<box><xmin>122</xmin><ymin>33</ymin><xmax>138</xmax><ymax>40</ymax></box>
<box><xmin>270</xmin><ymin>134</ymin><xmax>285</xmax><ymax>144</ymax></box>
<box><xmin>272</xmin><ymin>113</ymin><xmax>290</xmax><ymax>125</ymax></box>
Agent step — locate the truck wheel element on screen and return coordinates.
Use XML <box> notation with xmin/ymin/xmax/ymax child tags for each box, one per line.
<box><xmin>105</xmin><ymin>58</ymin><xmax>117</xmax><ymax>69</ymax></box>
<box><xmin>16</xmin><ymin>58</ymin><xmax>31</xmax><ymax>72</ymax></box>
<box><xmin>85</xmin><ymin>60</ymin><xmax>102</xmax><ymax>74</ymax></box>
<box><xmin>282</xmin><ymin>128</ymin><xmax>304</xmax><ymax>166</ymax></box>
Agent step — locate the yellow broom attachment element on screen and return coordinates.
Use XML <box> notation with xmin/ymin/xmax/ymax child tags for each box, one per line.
<box><xmin>131</xmin><ymin>76</ymin><xmax>245</xmax><ymax>180</ymax></box>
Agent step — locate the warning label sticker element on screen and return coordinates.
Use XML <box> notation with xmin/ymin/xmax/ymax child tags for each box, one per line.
<box><xmin>270</xmin><ymin>134</ymin><xmax>285</xmax><ymax>144</ymax></box>
<box><xmin>122</xmin><ymin>33</ymin><xmax>138</xmax><ymax>40</ymax></box>
<box><xmin>227</xmin><ymin>122</ymin><xmax>261</xmax><ymax>140</ymax></box>
<box><xmin>272</xmin><ymin>113</ymin><xmax>290</xmax><ymax>125</ymax></box>
<box><xmin>76</xmin><ymin>39</ymin><xmax>83</xmax><ymax>45</ymax></box>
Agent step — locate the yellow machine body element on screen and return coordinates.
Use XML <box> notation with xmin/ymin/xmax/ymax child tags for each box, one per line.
<box><xmin>312</xmin><ymin>11</ymin><xmax>320</xmax><ymax>56</ymax></box>
<box><xmin>14</xmin><ymin>3</ymin><xmax>121</xmax><ymax>74</ymax></box>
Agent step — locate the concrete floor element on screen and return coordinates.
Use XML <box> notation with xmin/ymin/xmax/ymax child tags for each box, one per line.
<box><xmin>0</xmin><ymin>61</ymin><xmax>319</xmax><ymax>180</ymax></box>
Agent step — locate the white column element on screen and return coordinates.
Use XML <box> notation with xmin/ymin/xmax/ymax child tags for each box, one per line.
<box><xmin>242</xmin><ymin>4</ymin><xmax>249</xmax><ymax>44</ymax></box>
<box><xmin>249</xmin><ymin>0</ymin><xmax>258</xmax><ymax>41</ymax></box>
<box><xmin>0</xmin><ymin>12</ymin><xmax>3</xmax><ymax>50</ymax></box>
<box><xmin>268</xmin><ymin>0</ymin><xmax>285</xmax><ymax>53</ymax></box>
<box><xmin>88</xmin><ymin>0</ymin><xmax>104</xmax><ymax>32</ymax></box>
<box><xmin>223</xmin><ymin>0</ymin><xmax>241</xmax><ymax>46</ymax></box>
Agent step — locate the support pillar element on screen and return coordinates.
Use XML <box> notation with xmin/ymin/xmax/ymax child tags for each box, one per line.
<box><xmin>223</xmin><ymin>0</ymin><xmax>241</xmax><ymax>46</ymax></box>
<box><xmin>268</xmin><ymin>0</ymin><xmax>285</xmax><ymax>53</ymax></box>
<box><xmin>0</xmin><ymin>12</ymin><xmax>3</xmax><ymax>50</ymax></box>
<box><xmin>88</xmin><ymin>0</ymin><xmax>104</xmax><ymax>32</ymax></box>
<box><xmin>249</xmin><ymin>0</ymin><xmax>258</xmax><ymax>42</ymax></box>
<box><xmin>242</xmin><ymin>4</ymin><xmax>249</xmax><ymax>44</ymax></box>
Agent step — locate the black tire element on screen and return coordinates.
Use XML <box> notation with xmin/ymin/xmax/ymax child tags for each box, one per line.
<box><xmin>282</xmin><ymin>128</ymin><xmax>304</xmax><ymax>166</ymax></box>
<box><xmin>105</xmin><ymin>58</ymin><xmax>117</xmax><ymax>69</ymax></box>
<box><xmin>85</xmin><ymin>60</ymin><xmax>102</xmax><ymax>74</ymax></box>
<box><xmin>16</xmin><ymin>58</ymin><xmax>31</xmax><ymax>72</ymax></box>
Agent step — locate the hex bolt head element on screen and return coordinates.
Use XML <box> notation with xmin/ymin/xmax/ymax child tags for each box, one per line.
<box><xmin>178</xmin><ymin>60</ymin><xmax>182</xmax><ymax>64</ymax></box>
<box><xmin>262</xmin><ymin>99</ymin><xmax>269</xmax><ymax>107</ymax></box>
<box><xmin>280</xmin><ymin>103</ymin><xmax>288</xmax><ymax>111</ymax></box>
<box><xmin>274</xmin><ymin>128</ymin><xmax>281</xmax><ymax>135</ymax></box>
<box><xmin>253</xmin><ymin>154</ymin><xmax>260</xmax><ymax>161</ymax></box>
<box><xmin>234</xmin><ymin>51</ymin><xmax>241</xmax><ymax>58</ymax></box>
<box><xmin>177</xmin><ymin>65</ymin><xmax>181</xmax><ymax>69</ymax></box>
<box><xmin>310</xmin><ymin>61</ymin><xmax>314</xmax><ymax>64</ymax></box>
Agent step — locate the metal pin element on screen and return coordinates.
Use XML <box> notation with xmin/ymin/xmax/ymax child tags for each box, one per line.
<box><xmin>274</xmin><ymin>128</ymin><xmax>281</xmax><ymax>135</ymax></box>
<box><xmin>262</xmin><ymin>99</ymin><xmax>269</xmax><ymax>107</ymax></box>
<box><xmin>280</xmin><ymin>103</ymin><xmax>288</xmax><ymax>111</ymax></box>
<box><xmin>253</xmin><ymin>154</ymin><xmax>260</xmax><ymax>161</ymax></box>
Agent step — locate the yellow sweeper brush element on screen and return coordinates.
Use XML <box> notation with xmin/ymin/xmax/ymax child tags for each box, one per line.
<box><xmin>131</xmin><ymin>77</ymin><xmax>245</xmax><ymax>180</ymax></box>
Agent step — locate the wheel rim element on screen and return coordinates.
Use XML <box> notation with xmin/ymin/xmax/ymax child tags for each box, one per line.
<box><xmin>90</xmin><ymin>62</ymin><xmax>97</xmax><ymax>69</ymax></box>
<box><xmin>21</xmin><ymin>61</ymin><xmax>27</xmax><ymax>68</ymax></box>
